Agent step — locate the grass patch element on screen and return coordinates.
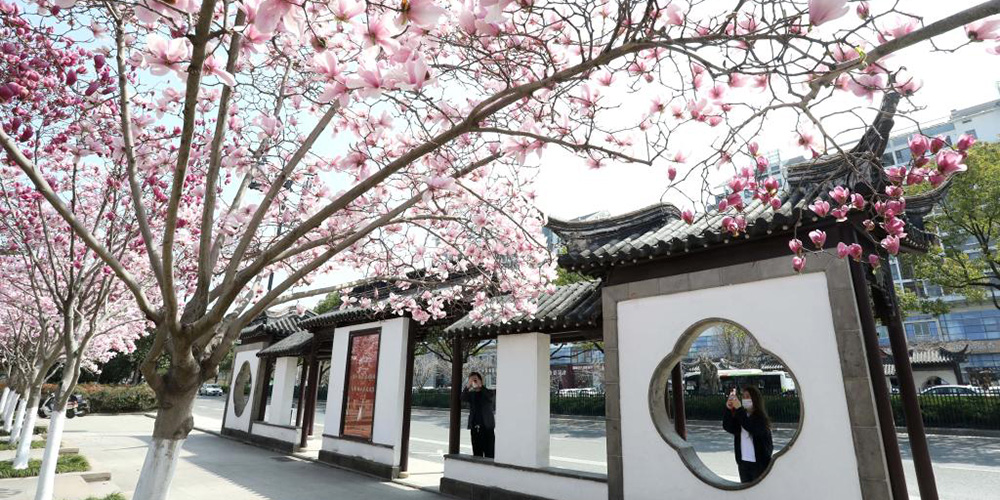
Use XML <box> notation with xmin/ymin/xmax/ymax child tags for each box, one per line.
<box><xmin>0</xmin><ymin>426</ymin><xmax>47</xmax><ymax>437</ymax></box>
<box><xmin>80</xmin><ymin>494</ymin><xmax>126</xmax><ymax>500</ymax></box>
<box><xmin>0</xmin><ymin>440</ymin><xmax>46</xmax><ymax>451</ymax></box>
<box><xmin>0</xmin><ymin>454</ymin><xmax>89</xmax><ymax>479</ymax></box>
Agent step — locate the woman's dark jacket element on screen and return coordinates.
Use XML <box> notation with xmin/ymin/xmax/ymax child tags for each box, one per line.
<box><xmin>722</xmin><ymin>407</ymin><xmax>773</xmax><ymax>466</ymax></box>
<box><xmin>461</xmin><ymin>387</ymin><xmax>495</xmax><ymax>430</ymax></box>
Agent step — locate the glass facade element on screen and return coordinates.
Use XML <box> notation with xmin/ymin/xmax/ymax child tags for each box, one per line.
<box><xmin>883</xmin><ymin>309</ymin><xmax>1000</xmax><ymax>343</ymax></box>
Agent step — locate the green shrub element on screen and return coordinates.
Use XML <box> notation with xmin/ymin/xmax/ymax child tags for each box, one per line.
<box><xmin>891</xmin><ymin>395</ymin><xmax>1000</xmax><ymax>430</ymax></box>
<box><xmin>81</xmin><ymin>494</ymin><xmax>126</xmax><ymax>500</ymax></box>
<box><xmin>0</xmin><ymin>440</ymin><xmax>46</xmax><ymax>451</ymax></box>
<box><xmin>77</xmin><ymin>384</ymin><xmax>158</xmax><ymax>414</ymax></box>
<box><xmin>0</xmin><ymin>426</ymin><xmax>46</xmax><ymax>437</ymax></box>
<box><xmin>0</xmin><ymin>454</ymin><xmax>89</xmax><ymax>479</ymax></box>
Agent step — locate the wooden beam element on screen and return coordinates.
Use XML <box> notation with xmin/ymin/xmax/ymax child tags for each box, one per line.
<box><xmin>448</xmin><ymin>336</ymin><xmax>463</xmax><ymax>455</ymax></box>
<box><xmin>399</xmin><ymin>321</ymin><xmax>418</xmax><ymax>473</ymax></box>
<box><xmin>848</xmin><ymin>252</ymin><xmax>909</xmax><ymax>500</ymax></box>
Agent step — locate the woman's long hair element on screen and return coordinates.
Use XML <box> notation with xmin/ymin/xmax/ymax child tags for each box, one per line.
<box><xmin>742</xmin><ymin>385</ymin><xmax>771</xmax><ymax>430</ymax></box>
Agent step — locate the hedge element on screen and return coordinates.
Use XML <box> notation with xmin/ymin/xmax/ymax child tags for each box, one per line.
<box><xmin>0</xmin><ymin>454</ymin><xmax>89</xmax><ymax>479</ymax></box>
<box><xmin>0</xmin><ymin>440</ymin><xmax>46</xmax><ymax>451</ymax></box>
<box><xmin>681</xmin><ymin>395</ymin><xmax>801</xmax><ymax>424</ymax></box>
<box><xmin>0</xmin><ymin>426</ymin><xmax>46</xmax><ymax>437</ymax></box>
<box><xmin>890</xmin><ymin>394</ymin><xmax>1000</xmax><ymax>430</ymax></box>
<box><xmin>76</xmin><ymin>384</ymin><xmax>158</xmax><ymax>414</ymax></box>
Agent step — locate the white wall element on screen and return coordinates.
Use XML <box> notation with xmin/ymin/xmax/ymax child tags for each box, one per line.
<box><xmin>617</xmin><ymin>272</ymin><xmax>863</xmax><ymax>500</ymax></box>
<box><xmin>444</xmin><ymin>456</ymin><xmax>607</xmax><ymax>500</ymax></box>
<box><xmin>251</xmin><ymin>420</ymin><xmax>300</xmax><ymax>443</ymax></box>
<box><xmin>224</xmin><ymin>343</ymin><xmax>264</xmax><ymax>433</ymax></box>
<box><xmin>267</xmin><ymin>357</ymin><xmax>298</xmax><ymax>426</ymax></box>
<box><xmin>321</xmin><ymin>317</ymin><xmax>410</xmax><ymax>466</ymax></box>
<box><xmin>495</xmin><ymin>332</ymin><xmax>550</xmax><ymax>468</ymax></box>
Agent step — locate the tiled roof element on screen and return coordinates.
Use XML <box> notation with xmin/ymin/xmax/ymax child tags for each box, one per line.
<box><xmin>882</xmin><ymin>345</ymin><xmax>969</xmax><ymax>374</ymax></box>
<box><xmin>445</xmin><ymin>280</ymin><xmax>601</xmax><ymax>337</ymax></box>
<box><xmin>239</xmin><ymin>310</ymin><xmax>315</xmax><ymax>340</ymax></box>
<box><xmin>552</xmin><ymin>94</ymin><xmax>937</xmax><ymax>272</ymax></box>
<box><xmin>257</xmin><ymin>330</ymin><xmax>314</xmax><ymax>358</ymax></box>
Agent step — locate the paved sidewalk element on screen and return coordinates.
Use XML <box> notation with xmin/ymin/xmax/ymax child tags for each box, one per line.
<box><xmin>61</xmin><ymin>414</ymin><xmax>442</xmax><ymax>500</ymax></box>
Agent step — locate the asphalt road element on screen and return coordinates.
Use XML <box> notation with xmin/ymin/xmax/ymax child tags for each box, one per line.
<box><xmin>193</xmin><ymin>396</ymin><xmax>1000</xmax><ymax>499</ymax></box>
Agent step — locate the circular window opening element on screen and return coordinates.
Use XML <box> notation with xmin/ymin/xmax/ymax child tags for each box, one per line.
<box><xmin>233</xmin><ymin>361</ymin><xmax>253</xmax><ymax>418</ymax></box>
<box><xmin>648</xmin><ymin>319</ymin><xmax>802</xmax><ymax>489</ymax></box>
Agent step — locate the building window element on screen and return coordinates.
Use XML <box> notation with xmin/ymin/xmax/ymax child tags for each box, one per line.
<box><xmin>964</xmin><ymin>129</ymin><xmax>978</xmax><ymax>139</ymax></box>
<box><xmin>894</xmin><ymin>149</ymin><xmax>912</xmax><ymax>164</ymax></box>
<box><xmin>881</xmin><ymin>152</ymin><xmax>895</xmax><ymax>166</ymax></box>
<box><xmin>905</xmin><ymin>320</ymin><xmax>939</xmax><ymax>340</ymax></box>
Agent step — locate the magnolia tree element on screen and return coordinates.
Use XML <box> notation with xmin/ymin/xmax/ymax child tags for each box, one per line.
<box><xmin>3</xmin><ymin>0</ymin><xmax>1000</xmax><ymax>497</ymax></box>
<box><xmin>0</xmin><ymin>172</ymin><xmax>144</xmax><ymax>499</ymax></box>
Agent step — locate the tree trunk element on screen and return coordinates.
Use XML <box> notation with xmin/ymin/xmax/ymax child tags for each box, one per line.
<box><xmin>0</xmin><ymin>387</ymin><xmax>9</xmax><ymax>415</ymax></box>
<box><xmin>8</xmin><ymin>398</ymin><xmax>26</xmax><ymax>444</ymax></box>
<box><xmin>33</xmin><ymin>409</ymin><xmax>66</xmax><ymax>500</ymax></box>
<box><xmin>13</xmin><ymin>391</ymin><xmax>40</xmax><ymax>469</ymax></box>
<box><xmin>132</xmin><ymin>386</ymin><xmax>198</xmax><ymax>500</ymax></box>
<box><xmin>3</xmin><ymin>392</ymin><xmax>18</xmax><ymax>431</ymax></box>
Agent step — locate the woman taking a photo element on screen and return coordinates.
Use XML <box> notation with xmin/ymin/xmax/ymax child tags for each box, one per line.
<box><xmin>462</xmin><ymin>372</ymin><xmax>495</xmax><ymax>458</ymax></box>
<box><xmin>723</xmin><ymin>386</ymin><xmax>774</xmax><ymax>483</ymax></box>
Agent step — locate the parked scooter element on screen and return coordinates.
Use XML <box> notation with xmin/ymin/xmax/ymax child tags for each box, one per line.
<box><xmin>37</xmin><ymin>393</ymin><xmax>88</xmax><ymax>419</ymax></box>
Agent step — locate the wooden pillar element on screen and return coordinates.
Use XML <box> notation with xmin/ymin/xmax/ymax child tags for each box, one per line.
<box><xmin>399</xmin><ymin>322</ymin><xmax>417</xmax><ymax>473</ymax></box>
<box><xmin>295</xmin><ymin>358</ymin><xmax>308</xmax><ymax>428</ymax></box>
<box><xmin>876</xmin><ymin>266</ymin><xmax>939</xmax><ymax>500</ymax></box>
<box><xmin>670</xmin><ymin>364</ymin><xmax>686</xmax><ymax>440</ymax></box>
<box><xmin>256</xmin><ymin>357</ymin><xmax>274</xmax><ymax>422</ymax></box>
<box><xmin>849</xmin><ymin>257</ymin><xmax>909</xmax><ymax>500</ymax></box>
<box><xmin>306</xmin><ymin>351</ymin><xmax>321</xmax><ymax>437</ymax></box>
<box><xmin>299</xmin><ymin>353</ymin><xmax>315</xmax><ymax>449</ymax></box>
<box><xmin>448</xmin><ymin>335</ymin><xmax>463</xmax><ymax>455</ymax></box>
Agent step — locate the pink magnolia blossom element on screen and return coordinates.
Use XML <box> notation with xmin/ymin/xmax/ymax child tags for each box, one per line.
<box><xmin>346</xmin><ymin>62</ymin><xmax>387</xmax><ymax>98</ymax></box>
<box><xmin>857</xmin><ymin>1</ymin><xmax>870</xmax><ymax>19</ymax></box>
<box><xmin>828</xmin><ymin>186</ymin><xmax>850</xmax><ymax>205</ymax></box>
<box><xmin>809</xmin><ymin>0</ymin><xmax>849</xmax><ymax>27</ymax></box>
<box><xmin>144</xmin><ymin>34</ymin><xmax>191</xmax><ymax>78</ymax></box>
<box><xmin>965</xmin><ymin>18</ymin><xmax>1000</xmax><ymax>41</ymax></box>
<box><xmin>359</xmin><ymin>17</ymin><xmax>400</xmax><ymax>54</ymax></box>
<box><xmin>881</xmin><ymin>235</ymin><xmax>901</xmax><ymax>255</ymax></box>
<box><xmin>930</xmin><ymin>135</ymin><xmax>948</xmax><ymax>154</ymax></box>
<box><xmin>809</xmin><ymin>199</ymin><xmax>830</xmax><ymax>217</ymax></box>
<box><xmin>796</xmin><ymin>129</ymin><xmax>816</xmax><ymax>152</ymax></box>
<box><xmin>935</xmin><ymin>150</ymin><xmax>968</xmax><ymax>176</ymax></box>
<box><xmin>202</xmin><ymin>55</ymin><xmax>235</xmax><ymax>87</ymax></box>
<box><xmin>664</xmin><ymin>3</ymin><xmax>684</xmax><ymax>26</ymax></box>
<box><xmin>398</xmin><ymin>0</ymin><xmax>446</xmax><ymax>29</ymax></box>
<box><xmin>667</xmin><ymin>166</ymin><xmax>677</xmax><ymax>181</ymax></box>
<box><xmin>867</xmin><ymin>254</ymin><xmax>881</xmax><ymax>268</ymax></box>
<box><xmin>792</xmin><ymin>255</ymin><xmax>807</xmax><ymax>273</ymax></box>
<box><xmin>956</xmin><ymin>133</ymin><xmax>977</xmax><ymax>151</ymax></box>
<box><xmin>836</xmin><ymin>242</ymin><xmax>850</xmax><ymax>259</ymax></box>
<box><xmin>255</xmin><ymin>0</ymin><xmax>305</xmax><ymax>36</ymax></box>
<box><xmin>789</xmin><ymin>238</ymin><xmax>803</xmax><ymax>254</ymax></box>
<box><xmin>331</xmin><ymin>0</ymin><xmax>364</xmax><ymax>23</ymax></box>
<box><xmin>809</xmin><ymin>229</ymin><xmax>827</xmax><ymax>248</ymax></box>
<box><xmin>850</xmin><ymin>193</ymin><xmax>865</xmax><ymax>210</ymax></box>
<box><xmin>908</xmin><ymin>134</ymin><xmax>930</xmax><ymax>157</ymax></box>
<box><xmin>681</xmin><ymin>209</ymin><xmax>694</xmax><ymax>224</ymax></box>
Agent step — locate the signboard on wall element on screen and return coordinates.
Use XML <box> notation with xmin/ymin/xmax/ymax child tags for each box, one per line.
<box><xmin>341</xmin><ymin>329</ymin><xmax>381</xmax><ymax>440</ymax></box>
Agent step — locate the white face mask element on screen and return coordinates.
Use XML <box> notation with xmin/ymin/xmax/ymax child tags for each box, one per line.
<box><xmin>742</xmin><ymin>399</ymin><xmax>753</xmax><ymax>410</ymax></box>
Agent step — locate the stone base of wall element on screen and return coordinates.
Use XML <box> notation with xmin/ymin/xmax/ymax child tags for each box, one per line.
<box><xmin>221</xmin><ymin>427</ymin><xmax>298</xmax><ymax>454</ymax></box>
<box><xmin>441</xmin><ymin>477</ymin><xmax>550</xmax><ymax>500</ymax></box>
<box><xmin>318</xmin><ymin>449</ymin><xmax>398</xmax><ymax>480</ymax></box>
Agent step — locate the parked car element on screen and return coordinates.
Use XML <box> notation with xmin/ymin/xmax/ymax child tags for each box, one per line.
<box><xmin>919</xmin><ymin>385</ymin><xmax>980</xmax><ymax>396</ymax></box>
<box><xmin>38</xmin><ymin>393</ymin><xmax>88</xmax><ymax>419</ymax></box>
<box><xmin>199</xmin><ymin>383</ymin><xmax>224</xmax><ymax>396</ymax></box>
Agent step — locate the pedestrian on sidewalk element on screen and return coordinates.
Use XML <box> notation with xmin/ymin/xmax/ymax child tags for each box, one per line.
<box><xmin>723</xmin><ymin>386</ymin><xmax>773</xmax><ymax>483</ymax></box>
<box><xmin>462</xmin><ymin>372</ymin><xmax>495</xmax><ymax>458</ymax></box>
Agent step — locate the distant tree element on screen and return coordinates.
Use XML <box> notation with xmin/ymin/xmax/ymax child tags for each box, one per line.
<box><xmin>313</xmin><ymin>292</ymin><xmax>343</xmax><ymax>315</ymax></box>
<box><xmin>714</xmin><ymin>323</ymin><xmax>761</xmax><ymax>368</ymax></box>
<box><xmin>553</xmin><ymin>267</ymin><xmax>589</xmax><ymax>286</ymax></box>
<box><xmin>911</xmin><ymin>144</ymin><xmax>1000</xmax><ymax>308</ymax></box>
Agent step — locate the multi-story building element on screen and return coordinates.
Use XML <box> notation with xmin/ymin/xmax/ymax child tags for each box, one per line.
<box><xmin>883</xmin><ymin>97</ymin><xmax>1000</xmax><ymax>383</ymax></box>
